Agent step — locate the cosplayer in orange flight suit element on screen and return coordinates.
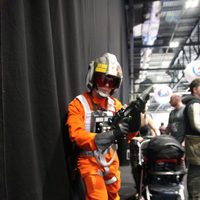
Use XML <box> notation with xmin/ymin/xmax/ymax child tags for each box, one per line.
<box><xmin>67</xmin><ymin>53</ymin><xmax>135</xmax><ymax>200</ymax></box>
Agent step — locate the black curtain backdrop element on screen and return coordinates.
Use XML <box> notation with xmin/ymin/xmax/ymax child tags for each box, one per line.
<box><xmin>0</xmin><ymin>0</ymin><xmax>129</xmax><ymax>199</ymax></box>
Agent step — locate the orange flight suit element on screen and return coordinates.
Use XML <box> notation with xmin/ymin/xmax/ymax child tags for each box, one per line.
<box><xmin>67</xmin><ymin>91</ymin><xmax>123</xmax><ymax>200</ymax></box>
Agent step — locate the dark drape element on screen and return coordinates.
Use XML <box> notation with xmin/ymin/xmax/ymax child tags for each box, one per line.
<box><xmin>0</xmin><ymin>0</ymin><xmax>129</xmax><ymax>199</ymax></box>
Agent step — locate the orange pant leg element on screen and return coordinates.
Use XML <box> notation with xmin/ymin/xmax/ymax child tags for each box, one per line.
<box><xmin>106</xmin><ymin>170</ymin><xmax>121</xmax><ymax>200</ymax></box>
<box><xmin>83</xmin><ymin>173</ymin><xmax>121</xmax><ymax>200</ymax></box>
<box><xmin>83</xmin><ymin>174</ymin><xmax>108</xmax><ymax>200</ymax></box>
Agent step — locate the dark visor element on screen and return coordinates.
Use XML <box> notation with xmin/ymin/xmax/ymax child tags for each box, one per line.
<box><xmin>94</xmin><ymin>73</ymin><xmax>120</xmax><ymax>88</ymax></box>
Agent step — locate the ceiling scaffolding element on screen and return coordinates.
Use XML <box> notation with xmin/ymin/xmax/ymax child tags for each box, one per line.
<box><xmin>125</xmin><ymin>0</ymin><xmax>200</xmax><ymax>112</ymax></box>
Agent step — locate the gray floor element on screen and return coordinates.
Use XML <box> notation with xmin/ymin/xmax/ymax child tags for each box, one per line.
<box><xmin>119</xmin><ymin>164</ymin><xmax>136</xmax><ymax>200</ymax></box>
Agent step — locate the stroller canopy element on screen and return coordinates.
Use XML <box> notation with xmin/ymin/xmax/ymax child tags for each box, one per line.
<box><xmin>146</xmin><ymin>135</ymin><xmax>184</xmax><ymax>161</ymax></box>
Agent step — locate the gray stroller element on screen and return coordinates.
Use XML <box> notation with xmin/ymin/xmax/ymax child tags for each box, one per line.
<box><xmin>130</xmin><ymin>135</ymin><xmax>187</xmax><ymax>200</ymax></box>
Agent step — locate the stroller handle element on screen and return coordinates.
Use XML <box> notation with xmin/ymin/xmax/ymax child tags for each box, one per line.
<box><xmin>138</xmin><ymin>139</ymin><xmax>151</xmax><ymax>165</ymax></box>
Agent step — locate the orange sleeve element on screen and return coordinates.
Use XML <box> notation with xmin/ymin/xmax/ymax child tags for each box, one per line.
<box><xmin>67</xmin><ymin>97</ymin><xmax>97</xmax><ymax>151</ymax></box>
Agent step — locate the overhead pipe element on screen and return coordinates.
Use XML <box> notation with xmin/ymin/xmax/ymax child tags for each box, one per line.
<box><xmin>134</xmin><ymin>41</ymin><xmax>200</xmax><ymax>49</ymax></box>
<box><xmin>134</xmin><ymin>67</ymin><xmax>185</xmax><ymax>71</ymax></box>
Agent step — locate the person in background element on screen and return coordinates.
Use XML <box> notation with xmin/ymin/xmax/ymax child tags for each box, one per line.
<box><xmin>182</xmin><ymin>78</ymin><xmax>200</xmax><ymax>200</ymax></box>
<box><xmin>165</xmin><ymin>93</ymin><xmax>185</xmax><ymax>144</ymax></box>
<box><xmin>67</xmin><ymin>53</ymin><xmax>142</xmax><ymax>200</ymax></box>
<box><xmin>159</xmin><ymin>122</ymin><xmax>166</xmax><ymax>135</ymax></box>
<box><xmin>140</xmin><ymin>112</ymin><xmax>159</xmax><ymax>137</ymax></box>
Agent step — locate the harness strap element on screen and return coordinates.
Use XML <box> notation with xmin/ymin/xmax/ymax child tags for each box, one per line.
<box><xmin>105</xmin><ymin>176</ymin><xmax>117</xmax><ymax>185</ymax></box>
<box><xmin>93</xmin><ymin>144</ymin><xmax>118</xmax><ymax>167</ymax></box>
<box><xmin>97</xmin><ymin>169</ymin><xmax>117</xmax><ymax>185</ymax></box>
<box><xmin>76</xmin><ymin>95</ymin><xmax>92</xmax><ymax>131</ymax></box>
<box><xmin>80</xmin><ymin>149</ymin><xmax>110</xmax><ymax>157</ymax></box>
<box><xmin>77</xmin><ymin>94</ymin><xmax>91</xmax><ymax>113</ymax></box>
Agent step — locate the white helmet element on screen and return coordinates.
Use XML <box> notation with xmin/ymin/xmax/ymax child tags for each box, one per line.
<box><xmin>86</xmin><ymin>53</ymin><xmax>123</xmax><ymax>97</ymax></box>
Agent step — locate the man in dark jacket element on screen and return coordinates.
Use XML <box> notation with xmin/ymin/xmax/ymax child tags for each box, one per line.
<box><xmin>182</xmin><ymin>78</ymin><xmax>200</xmax><ymax>200</ymax></box>
<box><xmin>166</xmin><ymin>93</ymin><xmax>185</xmax><ymax>144</ymax></box>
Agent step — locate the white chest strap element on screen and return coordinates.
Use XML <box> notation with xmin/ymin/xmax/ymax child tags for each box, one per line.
<box><xmin>76</xmin><ymin>95</ymin><xmax>92</xmax><ymax>132</ymax></box>
<box><xmin>76</xmin><ymin>95</ymin><xmax>91</xmax><ymax>112</ymax></box>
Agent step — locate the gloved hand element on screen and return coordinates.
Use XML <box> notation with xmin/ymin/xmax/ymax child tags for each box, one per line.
<box><xmin>132</xmin><ymin>97</ymin><xmax>147</xmax><ymax>114</ymax></box>
<box><xmin>127</xmin><ymin>113</ymin><xmax>141</xmax><ymax>133</ymax></box>
<box><xmin>112</xmin><ymin>118</ymin><xmax>130</xmax><ymax>140</ymax></box>
<box><xmin>94</xmin><ymin>119</ymin><xmax>130</xmax><ymax>151</ymax></box>
<box><xmin>124</xmin><ymin>99</ymin><xmax>144</xmax><ymax>132</ymax></box>
<box><xmin>94</xmin><ymin>131</ymin><xmax>115</xmax><ymax>151</ymax></box>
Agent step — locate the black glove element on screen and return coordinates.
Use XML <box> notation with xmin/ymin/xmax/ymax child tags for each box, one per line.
<box><xmin>127</xmin><ymin>114</ymin><xmax>141</xmax><ymax>133</ymax></box>
<box><xmin>125</xmin><ymin>99</ymin><xmax>144</xmax><ymax>132</ymax></box>
<box><xmin>94</xmin><ymin>119</ymin><xmax>130</xmax><ymax>151</ymax></box>
<box><xmin>94</xmin><ymin>131</ymin><xmax>115</xmax><ymax>151</ymax></box>
<box><xmin>112</xmin><ymin>118</ymin><xmax>130</xmax><ymax>140</ymax></box>
<box><xmin>132</xmin><ymin>97</ymin><xmax>147</xmax><ymax>114</ymax></box>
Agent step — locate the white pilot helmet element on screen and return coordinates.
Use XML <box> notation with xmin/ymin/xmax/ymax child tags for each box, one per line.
<box><xmin>86</xmin><ymin>53</ymin><xmax>123</xmax><ymax>97</ymax></box>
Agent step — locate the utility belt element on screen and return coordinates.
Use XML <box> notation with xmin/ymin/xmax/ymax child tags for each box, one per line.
<box><xmin>81</xmin><ymin>148</ymin><xmax>110</xmax><ymax>157</ymax></box>
<box><xmin>185</xmin><ymin>134</ymin><xmax>200</xmax><ymax>165</ymax></box>
<box><xmin>82</xmin><ymin>143</ymin><xmax>117</xmax><ymax>166</ymax></box>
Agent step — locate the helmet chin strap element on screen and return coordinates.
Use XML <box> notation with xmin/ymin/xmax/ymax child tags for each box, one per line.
<box><xmin>96</xmin><ymin>89</ymin><xmax>109</xmax><ymax>98</ymax></box>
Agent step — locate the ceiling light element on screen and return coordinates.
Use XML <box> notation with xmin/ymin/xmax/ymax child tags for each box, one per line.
<box><xmin>185</xmin><ymin>0</ymin><xmax>199</xmax><ymax>9</ymax></box>
<box><xmin>169</xmin><ymin>41</ymin><xmax>179</xmax><ymax>48</ymax></box>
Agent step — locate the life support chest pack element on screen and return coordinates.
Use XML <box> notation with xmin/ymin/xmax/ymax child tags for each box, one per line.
<box><xmin>76</xmin><ymin>94</ymin><xmax>114</xmax><ymax>133</ymax></box>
